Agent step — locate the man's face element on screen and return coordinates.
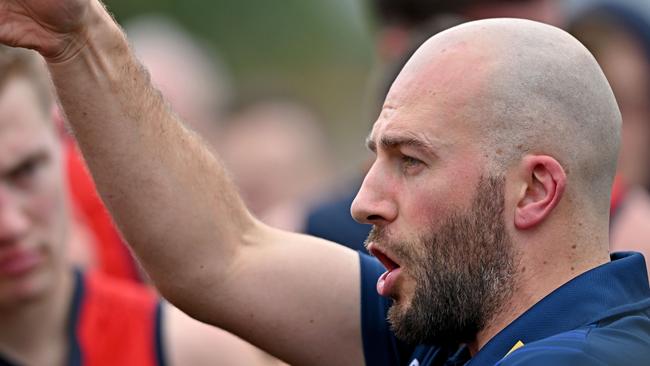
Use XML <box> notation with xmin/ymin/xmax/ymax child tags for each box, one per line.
<box><xmin>365</xmin><ymin>176</ymin><xmax>516</xmax><ymax>345</ymax></box>
<box><xmin>351</xmin><ymin>40</ymin><xmax>517</xmax><ymax>344</ymax></box>
<box><xmin>0</xmin><ymin>77</ymin><xmax>68</xmax><ymax>308</ymax></box>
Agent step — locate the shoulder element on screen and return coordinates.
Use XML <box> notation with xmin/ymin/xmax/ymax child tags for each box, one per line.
<box><xmin>499</xmin><ymin>317</ymin><xmax>650</xmax><ymax>366</ymax></box>
<box><xmin>497</xmin><ymin>329</ymin><xmax>602</xmax><ymax>366</ymax></box>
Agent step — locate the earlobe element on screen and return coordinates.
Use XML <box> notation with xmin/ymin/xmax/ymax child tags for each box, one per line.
<box><xmin>514</xmin><ymin>156</ymin><xmax>566</xmax><ymax>230</ymax></box>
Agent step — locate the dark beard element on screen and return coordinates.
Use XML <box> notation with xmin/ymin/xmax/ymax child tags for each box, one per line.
<box><xmin>367</xmin><ymin>176</ymin><xmax>517</xmax><ymax>345</ymax></box>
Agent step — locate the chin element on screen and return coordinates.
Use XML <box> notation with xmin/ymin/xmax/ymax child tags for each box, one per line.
<box><xmin>0</xmin><ymin>269</ymin><xmax>54</xmax><ymax>308</ymax></box>
<box><xmin>387</xmin><ymin>297</ymin><xmax>418</xmax><ymax>337</ymax></box>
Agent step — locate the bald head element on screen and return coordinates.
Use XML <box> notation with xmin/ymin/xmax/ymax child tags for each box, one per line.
<box><xmin>389</xmin><ymin>18</ymin><xmax>621</xmax><ymax>212</ymax></box>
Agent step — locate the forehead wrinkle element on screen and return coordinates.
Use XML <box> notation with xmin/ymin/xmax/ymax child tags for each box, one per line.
<box><xmin>382</xmin><ymin>132</ymin><xmax>437</xmax><ymax>154</ymax></box>
<box><xmin>366</xmin><ymin>128</ymin><xmax>446</xmax><ymax>158</ymax></box>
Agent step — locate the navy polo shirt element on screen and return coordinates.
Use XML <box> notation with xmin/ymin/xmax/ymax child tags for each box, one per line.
<box><xmin>360</xmin><ymin>251</ymin><xmax>650</xmax><ymax>365</ymax></box>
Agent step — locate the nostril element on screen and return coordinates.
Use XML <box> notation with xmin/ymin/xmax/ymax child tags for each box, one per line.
<box><xmin>367</xmin><ymin>214</ymin><xmax>383</xmax><ymax>221</ymax></box>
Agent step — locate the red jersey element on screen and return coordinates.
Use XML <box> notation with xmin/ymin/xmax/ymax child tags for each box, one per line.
<box><xmin>0</xmin><ymin>271</ymin><xmax>164</xmax><ymax>366</ymax></box>
<box><xmin>71</xmin><ymin>271</ymin><xmax>164</xmax><ymax>366</ymax></box>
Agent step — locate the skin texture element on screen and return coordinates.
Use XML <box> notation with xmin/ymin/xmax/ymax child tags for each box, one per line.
<box><xmin>0</xmin><ymin>1</ymin><xmax>622</xmax><ymax>364</ymax></box>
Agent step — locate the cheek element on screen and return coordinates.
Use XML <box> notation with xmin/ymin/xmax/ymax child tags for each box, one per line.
<box><xmin>401</xmin><ymin>175</ymin><xmax>469</xmax><ymax>229</ymax></box>
<box><xmin>407</xmin><ymin>195</ymin><xmax>445</xmax><ymax>229</ymax></box>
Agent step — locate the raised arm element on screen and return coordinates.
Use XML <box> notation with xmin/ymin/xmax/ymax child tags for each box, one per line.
<box><xmin>0</xmin><ymin>1</ymin><xmax>363</xmax><ymax>364</ymax></box>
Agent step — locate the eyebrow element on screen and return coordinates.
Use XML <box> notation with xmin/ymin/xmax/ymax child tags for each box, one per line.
<box><xmin>0</xmin><ymin>150</ymin><xmax>48</xmax><ymax>178</ymax></box>
<box><xmin>366</xmin><ymin>133</ymin><xmax>439</xmax><ymax>158</ymax></box>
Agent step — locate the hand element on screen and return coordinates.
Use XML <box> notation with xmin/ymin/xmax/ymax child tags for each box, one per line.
<box><xmin>0</xmin><ymin>0</ymin><xmax>95</xmax><ymax>61</ymax></box>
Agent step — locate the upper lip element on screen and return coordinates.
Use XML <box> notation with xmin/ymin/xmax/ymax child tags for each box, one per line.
<box><xmin>367</xmin><ymin>242</ymin><xmax>401</xmax><ymax>271</ymax></box>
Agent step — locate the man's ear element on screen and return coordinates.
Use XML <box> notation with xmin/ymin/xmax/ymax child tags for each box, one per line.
<box><xmin>514</xmin><ymin>155</ymin><xmax>566</xmax><ymax>230</ymax></box>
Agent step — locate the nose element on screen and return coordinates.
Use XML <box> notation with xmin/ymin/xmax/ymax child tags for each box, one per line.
<box><xmin>0</xmin><ymin>186</ymin><xmax>30</xmax><ymax>246</ymax></box>
<box><xmin>351</xmin><ymin>162</ymin><xmax>397</xmax><ymax>225</ymax></box>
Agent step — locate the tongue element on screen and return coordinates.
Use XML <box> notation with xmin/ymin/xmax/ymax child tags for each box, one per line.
<box><xmin>377</xmin><ymin>268</ymin><xmax>400</xmax><ymax>297</ymax></box>
<box><xmin>377</xmin><ymin>270</ymin><xmax>389</xmax><ymax>296</ymax></box>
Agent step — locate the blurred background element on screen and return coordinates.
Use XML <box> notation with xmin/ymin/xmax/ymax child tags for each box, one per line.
<box><xmin>107</xmin><ymin>0</ymin><xmax>377</xmax><ymax>174</ymax></box>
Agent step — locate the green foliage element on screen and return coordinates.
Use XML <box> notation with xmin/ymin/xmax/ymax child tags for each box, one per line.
<box><xmin>105</xmin><ymin>0</ymin><xmax>377</xmax><ymax>167</ymax></box>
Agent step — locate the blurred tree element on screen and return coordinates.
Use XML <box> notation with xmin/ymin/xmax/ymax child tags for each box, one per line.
<box><xmin>105</xmin><ymin>0</ymin><xmax>377</xmax><ymax>171</ymax></box>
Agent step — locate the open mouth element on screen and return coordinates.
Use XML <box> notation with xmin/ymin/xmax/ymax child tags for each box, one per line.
<box><xmin>368</xmin><ymin>243</ymin><xmax>401</xmax><ymax>271</ymax></box>
<box><xmin>367</xmin><ymin>242</ymin><xmax>404</xmax><ymax>298</ymax></box>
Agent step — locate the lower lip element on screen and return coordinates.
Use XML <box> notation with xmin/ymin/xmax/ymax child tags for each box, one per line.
<box><xmin>0</xmin><ymin>251</ymin><xmax>43</xmax><ymax>277</ymax></box>
<box><xmin>377</xmin><ymin>267</ymin><xmax>402</xmax><ymax>297</ymax></box>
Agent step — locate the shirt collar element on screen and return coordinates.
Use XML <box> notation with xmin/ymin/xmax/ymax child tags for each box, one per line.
<box><xmin>468</xmin><ymin>252</ymin><xmax>650</xmax><ymax>365</ymax></box>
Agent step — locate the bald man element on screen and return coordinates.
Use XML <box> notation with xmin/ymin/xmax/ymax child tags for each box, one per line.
<box><xmin>1</xmin><ymin>1</ymin><xmax>648</xmax><ymax>365</ymax></box>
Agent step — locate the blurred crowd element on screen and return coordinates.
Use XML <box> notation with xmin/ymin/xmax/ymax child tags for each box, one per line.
<box><xmin>3</xmin><ymin>0</ymin><xmax>650</xmax><ymax>364</ymax></box>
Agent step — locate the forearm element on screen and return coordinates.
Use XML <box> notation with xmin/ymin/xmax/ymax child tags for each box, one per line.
<box><xmin>47</xmin><ymin>1</ymin><xmax>255</xmax><ymax>305</ymax></box>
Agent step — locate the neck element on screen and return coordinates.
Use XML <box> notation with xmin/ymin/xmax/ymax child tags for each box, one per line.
<box><xmin>0</xmin><ymin>268</ymin><xmax>75</xmax><ymax>365</ymax></box>
<box><xmin>466</xmin><ymin>243</ymin><xmax>610</xmax><ymax>355</ymax></box>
